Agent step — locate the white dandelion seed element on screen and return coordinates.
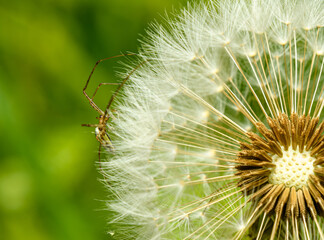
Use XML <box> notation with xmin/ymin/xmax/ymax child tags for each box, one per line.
<box><xmin>100</xmin><ymin>0</ymin><xmax>324</xmax><ymax>239</ymax></box>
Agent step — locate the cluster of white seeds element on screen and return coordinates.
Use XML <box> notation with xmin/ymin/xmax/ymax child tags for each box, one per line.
<box><xmin>269</xmin><ymin>146</ymin><xmax>315</xmax><ymax>189</ymax></box>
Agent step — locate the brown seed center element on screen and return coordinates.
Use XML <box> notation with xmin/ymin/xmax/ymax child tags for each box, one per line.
<box><xmin>235</xmin><ymin>113</ymin><xmax>324</xmax><ymax>218</ymax></box>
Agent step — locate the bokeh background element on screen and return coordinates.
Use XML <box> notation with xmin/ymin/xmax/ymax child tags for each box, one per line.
<box><xmin>0</xmin><ymin>1</ymin><xmax>186</xmax><ymax>239</ymax></box>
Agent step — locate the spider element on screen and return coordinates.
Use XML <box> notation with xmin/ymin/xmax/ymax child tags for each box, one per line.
<box><xmin>82</xmin><ymin>54</ymin><xmax>148</xmax><ymax>160</ymax></box>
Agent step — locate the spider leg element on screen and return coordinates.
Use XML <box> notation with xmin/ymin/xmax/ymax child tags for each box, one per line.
<box><xmin>104</xmin><ymin>59</ymin><xmax>150</xmax><ymax>114</ymax></box>
<box><xmin>81</xmin><ymin>123</ymin><xmax>98</xmax><ymax>127</ymax></box>
<box><xmin>83</xmin><ymin>53</ymin><xmax>136</xmax><ymax>115</ymax></box>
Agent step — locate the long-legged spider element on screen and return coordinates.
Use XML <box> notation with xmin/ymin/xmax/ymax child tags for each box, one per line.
<box><xmin>82</xmin><ymin>54</ymin><xmax>148</xmax><ymax>165</ymax></box>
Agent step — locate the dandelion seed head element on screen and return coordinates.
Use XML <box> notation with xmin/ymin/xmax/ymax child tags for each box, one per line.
<box><xmin>101</xmin><ymin>0</ymin><xmax>324</xmax><ymax>239</ymax></box>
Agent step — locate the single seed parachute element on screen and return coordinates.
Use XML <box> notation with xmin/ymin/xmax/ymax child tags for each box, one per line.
<box><xmin>100</xmin><ymin>0</ymin><xmax>324</xmax><ymax>239</ymax></box>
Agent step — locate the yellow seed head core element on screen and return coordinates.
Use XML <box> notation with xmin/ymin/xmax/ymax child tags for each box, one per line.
<box><xmin>269</xmin><ymin>146</ymin><xmax>315</xmax><ymax>189</ymax></box>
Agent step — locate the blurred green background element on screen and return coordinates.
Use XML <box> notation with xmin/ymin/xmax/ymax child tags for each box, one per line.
<box><xmin>0</xmin><ymin>1</ymin><xmax>186</xmax><ymax>239</ymax></box>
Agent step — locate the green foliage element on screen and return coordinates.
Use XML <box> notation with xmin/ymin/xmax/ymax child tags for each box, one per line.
<box><xmin>0</xmin><ymin>0</ymin><xmax>186</xmax><ymax>239</ymax></box>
